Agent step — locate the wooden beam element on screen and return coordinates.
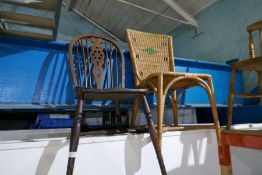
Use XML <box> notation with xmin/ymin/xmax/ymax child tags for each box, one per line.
<box><xmin>0</xmin><ymin>29</ymin><xmax>53</xmax><ymax>40</ymax></box>
<box><xmin>52</xmin><ymin>0</ymin><xmax>62</xmax><ymax>39</ymax></box>
<box><xmin>163</xmin><ymin>124</ymin><xmax>214</xmax><ymax>132</ymax></box>
<box><xmin>235</xmin><ymin>93</ymin><xmax>262</xmax><ymax>98</ymax></box>
<box><xmin>115</xmin><ymin>0</ymin><xmax>193</xmax><ymax>26</ymax></box>
<box><xmin>66</xmin><ymin>0</ymin><xmax>72</xmax><ymax>10</ymax></box>
<box><xmin>222</xmin><ymin>129</ymin><xmax>262</xmax><ymax>136</ymax></box>
<box><xmin>163</xmin><ymin>0</ymin><xmax>198</xmax><ymax>27</ymax></box>
<box><xmin>0</xmin><ymin>0</ymin><xmax>57</xmax><ymax>11</ymax></box>
<box><xmin>0</xmin><ymin>11</ymin><xmax>55</xmax><ymax>29</ymax></box>
<box><xmin>62</xmin><ymin>2</ymin><xmax>122</xmax><ymax>42</ymax></box>
<box><xmin>222</xmin><ymin>130</ymin><xmax>262</xmax><ymax>149</ymax></box>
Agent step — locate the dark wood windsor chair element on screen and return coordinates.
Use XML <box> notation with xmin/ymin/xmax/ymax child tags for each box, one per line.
<box><xmin>66</xmin><ymin>34</ymin><xmax>167</xmax><ymax>175</ymax></box>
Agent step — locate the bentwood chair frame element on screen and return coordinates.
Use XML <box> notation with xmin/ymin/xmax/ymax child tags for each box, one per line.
<box><xmin>126</xmin><ymin>29</ymin><xmax>221</xmax><ymax>151</ymax></box>
<box><xmin>66</xmin><ymin>34</ymin><xmax>166</xmax><ymax>175</ymax></box>
<box><xmin>227</xmin><ymin>20</ymin><xmax>262</xmax><ymax>129</ymax></box>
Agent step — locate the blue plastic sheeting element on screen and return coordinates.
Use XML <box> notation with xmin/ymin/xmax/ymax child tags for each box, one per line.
<box><xmin>32</xmin><ymin>114</ymin><xmax>73</xmax><ymax>129</ymax></box>
<box><xmin>0</xmin><ymin>35</ymin><xmax>244</xmax><ymax>107</ymax></box>
<box><xmin>0</xmin><ymin>40</ymin><xmax>73</xmax><ymax>104</ymax></box>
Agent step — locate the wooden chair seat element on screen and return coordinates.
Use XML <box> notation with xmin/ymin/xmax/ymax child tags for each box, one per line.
<box><xmin>75</xmin><ymin>87</ymin><xmax>149</xmax><ymax>100</ymax></box>
<box><xmin>145</xmin><ymin>72</ymin><xmax>211</xmax><ymax>79</ymax></box>
<box><xmin>231</xmin><ymin>56</ymin><xmax>262</xmax><ymax>71</ymax></box>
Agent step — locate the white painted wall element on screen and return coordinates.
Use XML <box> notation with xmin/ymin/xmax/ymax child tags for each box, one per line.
<box><xmin>0</xmin><ymin>129</ymin><xmax>220</xmax><ymax>175</ymax></box>
<box><xmin>131</xmin><ymin>108</ymin><xmax>197</xmax><ymax>126</ymax></box>
<box><xmin>0</xmin><ymin>129</ymin><xmax>261</xmax><ymax>175</ymax></box>
<box><xmin>231</xmin><ymin>146</ymin><xmax>262</xmax><ymax>175</ymax></box>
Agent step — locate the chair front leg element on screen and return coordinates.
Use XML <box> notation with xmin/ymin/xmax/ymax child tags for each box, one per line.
<box><xmin>115</xmin><ymin>100</ymin><xmax>123</xmax><ymax>129</ymax></box>
<box><xmin>227</xmin><ymin>69</ymin><xmax>236</xmax><ymax>129</ymax></box>
<box><xmin>206</xmin><ymin>78</ymin><xmax>221</xmax><ymax>145</ymax></box>
<box><xmin>141</xmin><ymin>95</ymin><xmax>167</xmax><ymax>175</ymax></box>
<box><xmin>67</xmin><ymin>99</ymin><xmax>83</xmax><ymax>175</ymax></box>
<box><xmin>206</xmin><ymin>78</ymin><xmax>232</xmax><ymax>175</ymax></box>
<box><xmin>157</xmin><ymin>75</ymin><xmax>166</xmax><ymax>150</ymax></box>
<box><xmin>171</xmin><ymin>90</ymin><xmax>179</xmax><ymax>126</ymax></box>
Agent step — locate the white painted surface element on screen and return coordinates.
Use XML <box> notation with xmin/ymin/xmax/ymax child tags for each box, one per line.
<box><xmin>132</xmin><ymin>108</ymin><xmax>197</xmax><ymax>126</ymax></box>
<box><xmin>231</xmin><ymin>147</ymin><xmax>262</xmax><ymax>175</ymax></box>
<box><xmin>227</xmin><ymin>123</ymin><xmax>262</xmax><ymax>175</ymax></box>
<box><xmin>231</xmin><ymin>123</ymin><xmax>262</xmax><ymax>130</ymax></box>
<box><xmin>0</xmin><ymin>129</ymin><xmax>220</xmax><ymax>175</ymax></box>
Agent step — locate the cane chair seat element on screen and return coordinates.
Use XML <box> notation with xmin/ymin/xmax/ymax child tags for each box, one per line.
<box><xmin>66</xmin><ymin>34</ymin><xmax>167</xmax><ymax>175</ymax></box>
<box><xmin>227</xmin><ymin>20</ymin><xmax>262</xmax><ymax>129</ymax></box>
<box><xmin>139</xmin><ymin>72</ymin><xmax>211</xmax><ymax>89</ymax></box>
<box><xmin>126</xmin><ymin>29</ymin><xmax>221</xmax><ymax>153</ymax></box>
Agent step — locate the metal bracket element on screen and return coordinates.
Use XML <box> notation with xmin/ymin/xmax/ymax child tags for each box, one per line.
<box><xmin>192</xmin><ymin>28</ymin><xmax>204</xmax><ymax>38</ymax></box>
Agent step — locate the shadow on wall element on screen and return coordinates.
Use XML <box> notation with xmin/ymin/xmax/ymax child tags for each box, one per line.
<box><xmin>36</xmin><ymin>140</ymin><xmax>68</xmax><ymax>175</ymax></box>
<box><xmin>32</xmin><ymin>52</ymin><xmax>75</xmax><ymax>104</ymax></box>
<box><xmin>124</xmin><ymin>134</ymin><xmax>151</xmax><ymax>175</ymax></box>
<box><xmin>166</xmin><ymin>130</ymin><xmax>220</xmax><ymax>175</ymax></box>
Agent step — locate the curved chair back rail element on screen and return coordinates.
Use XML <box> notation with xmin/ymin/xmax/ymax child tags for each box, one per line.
<box><xmin>68</xmin><ymin>34</ymin><xmax>125</xmax><ymax>89</ymax></box>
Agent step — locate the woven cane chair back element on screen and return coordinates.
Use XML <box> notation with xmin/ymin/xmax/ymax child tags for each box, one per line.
<box><xmin>68</xmin><ymin>34</ymin><xmax>125</xmax><ymax>89</ymax></box>
<box><xmin>126</xmin><ymin>29</ymin><xmax>175</xmax><ymax>85</ymax></box>
<box><xmin>246</xmin><ymin>20</ymin><xmax>262</xmax><ymax>59</ymax></box>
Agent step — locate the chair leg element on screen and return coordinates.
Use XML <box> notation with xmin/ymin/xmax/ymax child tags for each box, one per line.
<box><xmin>227</xmin><ymin>69</ymin><xmax>236</xmax><ymax>130</ymax></box>
<box><xmin>207</xmin><ymin>78</ymin><xmax>232</xmax><ymax>175</ymax></box>
<box><xmin>171</xmin><ymin>91</ymin><xmax>179</xmax><ymax>126</ymax></box>
<box><xmin>157</xmin><ymin>75</ymin><xmax>165</xmax><ymax>150</ymax></box>
<box><xmin>258</xmin><ymin>71</ymin><xmax>262</xmax><ymax>105</ymax></box>
<box><xmin>206</xmin><ymin>78</ymin><xmax>221</xmax><ymax>145</ymax></box>
<box><xmin>67</xmin><ymin>100</ymin><xmax>83</xmax><ymax>175</ymax></box>
<box><xmin>115</xmin><ymin>100</ymin><xmax>123</xmax><ymax>129</ymax></box>
<box><xmin>157</xmin><ymin>93</ymin><xmax>166</xmax><ymax>150</ymax></box>
<box><xmin>130</xmin><ymin>97</ymin><xmax>141</xmax><ymax>128</ymax></box>
<box><xmin>220</xmin><ymin>145</ymin><xmax>232</xmax><ymax>175</ymax></box>
<box><xmin>141</xmin><ymin>95</ymin><xmax>167</xmax><ymax>175</ymax></box>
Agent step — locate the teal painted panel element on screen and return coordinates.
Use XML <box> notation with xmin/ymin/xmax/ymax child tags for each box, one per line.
<box><xmin>170</xmin><ymin>0</ymin><xmax>262</xmax><ymax>92</ymax></box>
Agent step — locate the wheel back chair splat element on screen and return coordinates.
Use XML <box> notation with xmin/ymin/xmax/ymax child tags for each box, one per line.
<box><xmin>66</xmin><ymin>34</ymin><xmax>167</xmax><ymax>175</ymax></box>
<box><xmin>126</xmin><ymin>29</ymin><xmax>222</xmax><ymax>152</ymax></box>
<box><xmin>227</xmin><ymin>20</ymin><xmax>262</xmax><ymax>129</ymax></box>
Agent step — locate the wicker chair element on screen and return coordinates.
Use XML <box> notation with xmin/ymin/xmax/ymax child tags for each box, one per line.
<box><xmin>126</xmin><ymin>29</ymin><xmax>221</xmax><ymax>149</ymax></box>
<box><xmin>67</xmin><ymin>34</ymin><xmax>167</xmax><ymax>175</ymax></box>
<box><xmin>227</xmin><ymin>20</ymin><xmax>262</xmax><ymax>129</ymax></box>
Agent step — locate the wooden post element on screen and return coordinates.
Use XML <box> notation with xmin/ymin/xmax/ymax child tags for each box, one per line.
<box><xmin>227</xmin><ymin>69</ymin><xmax>236</xmax><ymax>129</ymax></box>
